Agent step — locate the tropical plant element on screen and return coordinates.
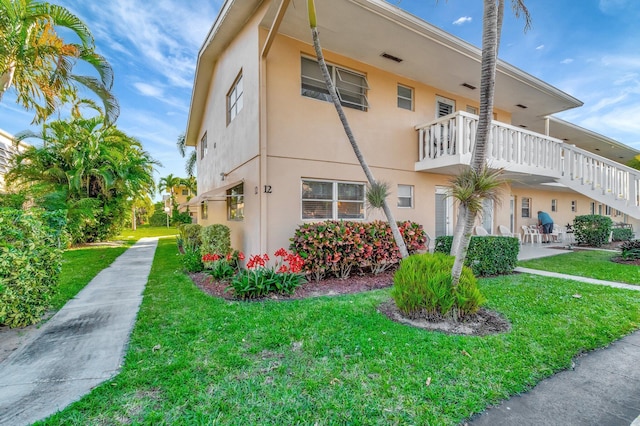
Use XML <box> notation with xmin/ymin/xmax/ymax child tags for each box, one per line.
<box><xmin>620</xmin><ymin>240</ymin><xmax>640</xmax><ymax>260</ymax></box>
<box><xmin>176</xmin><ymin>133</ymin><xmax>197</xmax><ymax>177</ymax></box>
<box><xmin>449</xmin><ymin>0</ymin><xmax>530</xmax><ymax>288</ymax></box>
<box><xmin>6</xmin><ymin>116</ymin><xmax>158</xmax><ymax>242</ymax></box>
<box><xmin>0</xmin><ymin>0</ymin><xmax>119</xmax><ymax>124</ymax></box>
<box><xmin>306</xmin><ymin>0</ymin><xmax>408</xmax><ymax>259</ymax></box>
<box><xmin>158</xmin><ymin>173</ymin><xmax>181</xmax><ymax>209</ymax></box>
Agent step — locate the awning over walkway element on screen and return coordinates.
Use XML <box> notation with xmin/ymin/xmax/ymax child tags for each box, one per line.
<box><xmin>184</xmin><ymin>179</ymin><xmax>244</xmax><ymax>206</ymax></box>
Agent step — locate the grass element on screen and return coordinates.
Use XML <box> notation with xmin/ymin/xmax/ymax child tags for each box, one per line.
<box><xmin>519</xmin><ymin>250</ymin><xmax>640</xmax><ymax>285</ymax></box>
<box><xmin>115</xmin><ymin>225</ymin><xmax>179</xmax><ymax>240</ymax></box>
<box><xmin>39</xmin><ymin>239</ymin><xmax>640</xmax><ymax>425</ymax></box>
<box><xmin>52</xmin><ymin>245</ymin><xmax>130</xmax><ymax>310</ymax></box>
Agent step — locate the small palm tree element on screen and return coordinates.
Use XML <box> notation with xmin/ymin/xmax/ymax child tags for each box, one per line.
<box><xmin>0</xmin><ymin>0</ymin><xmax>119</xmax><ymax>124</ymax></box>
<box><xmin>158</xmin><ymin>173</ymin><xmax>181</xmax><ymax>209</ymax></box>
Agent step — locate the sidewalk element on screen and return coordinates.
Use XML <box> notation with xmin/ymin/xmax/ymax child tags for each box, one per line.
<box><xmin>470</xmin><ymin>252</ymin><xmax>640</xmax><ymax>426</ymax></box>
<box><xmin>0</xmin><ymin>237</ymin><xmax>158</xmax><ymax>426</ymax></box>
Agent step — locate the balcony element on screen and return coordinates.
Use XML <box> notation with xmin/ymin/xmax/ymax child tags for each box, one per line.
<box><xmin>415</xmin><ymin>111</ymin><xmax>640</xmax><ymax>219</ymax></box>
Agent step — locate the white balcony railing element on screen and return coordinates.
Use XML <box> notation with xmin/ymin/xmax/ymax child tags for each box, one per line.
<box><xmin>415</xmin><ymin>111</ymin><xmax>640</xmax><ymax>218</ymax></box>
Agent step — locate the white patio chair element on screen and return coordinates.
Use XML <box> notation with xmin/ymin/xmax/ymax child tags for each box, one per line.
<box><xmin>521</xmin><ymin>225</ymin><xmax>542</xmax><ymax>244</ymax></box>
<box><xmin>550</xmin><ymin>224</ymin><xmax>564</xmax><ymax>243</ymax></box>
<box><xmin>474</xmin><ymin>226</ymin><xmax>490</xmax><ymax>236</ymax></box>
<box><xmin>498</xmin><ymin>225</ymin><xmax>522</xmax><ymax>244</ymax></box>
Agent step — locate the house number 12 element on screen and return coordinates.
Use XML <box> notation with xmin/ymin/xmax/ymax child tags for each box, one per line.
<box><xmin>264</xmin><ymin>185</ymin><xmax>272</xmax><ymax>194</ymax></box>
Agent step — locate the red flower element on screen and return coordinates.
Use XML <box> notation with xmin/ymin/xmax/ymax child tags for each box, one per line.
<box><xmin>274</xmin><ymin>247</ymin><xmax>288</xmax><ymax>257</ymax></box>
<box><xmin>238</xmin><ymin>252</ymin><xmax>245</xmax><ymax>261</ymax></box>
<box><xmin>226</xmin><ymin>253</ymin><xmax>232</xmax><ymax>262</ymax></box>
<box><xmin>277</xmin><ymin>265</ymin><xmax>288</xmax><ymax>273</ymax></box>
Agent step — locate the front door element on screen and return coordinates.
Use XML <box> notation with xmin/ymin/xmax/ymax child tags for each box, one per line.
<box><xmin>435</xmin><ymin>187</ymin><xmax>453</xmax><ymax>237</ymax></box>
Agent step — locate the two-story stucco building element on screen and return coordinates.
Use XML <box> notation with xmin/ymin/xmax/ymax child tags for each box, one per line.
<box><xmin>185</xmin><ymin>0</ymin><xmax>640</xmax><ymax>255</ymax></box>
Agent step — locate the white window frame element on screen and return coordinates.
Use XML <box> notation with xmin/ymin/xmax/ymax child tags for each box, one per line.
<box><xmin>227</xmin><ymin>71</ymin><xmax>243</xmax><ymax>124</ymax></box>
<box><xmin>397</xmin><ymin>184</ymin><xmax>414</xmax><ymax>208</ymax></box>
<box><xmin>521</xmin><ymin>197</ymin><xmax>531</xmax><ymax>218</ymax></box>
<box><xmin>227</xmin><ymin>183</ymin><xmax>244</xmax><ymax>221</ymax></box>
<box><xmin>551</xmin><ymin>199</ymin><xmax>558</xmax><ymax>212</ymax></box>
<box><xmin>301</xmin><ymin>56</ymin><xmax>369</xmax><ymax>111</ymax></box>
<box><xmin>301</xmin><ymin>179</ymin><xmax>365</xmax><ymax>220</ymax></box>
<box><xmin>436</xmin><ymin>95</ymin><xmax>456</xmax><ymax>118</ymax></box>
<box><xmin>397</xmin><ymin>84</ymin><xmax>413</xmax><ymax>111</ymax></box>
<box><xmin>200</xmin><ymin>132</ymin><xmax>207</xmax><ymax>159</ymax></box>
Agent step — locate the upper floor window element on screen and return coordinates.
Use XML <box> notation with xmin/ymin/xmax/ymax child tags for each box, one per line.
<box><xmin>227</xmin><ymin>183</ymin><xmax>244</xmax><ymax>221</ymax></box>
<box><xmin>227</xmin><ymin>71</ymin><xmax>243</xmax><ymax>124</ymax></box>
<box><xmin>397</xmin><ymin>85</ymin><xmax>413</xmax><ymax>110</ymax></box>
<box><xmin>200</xmin><ymin>132</ymin><xmax>208</xmax><ymax>159</ymax></box>
<box><xmin>397</xmin><ymin>184</ymin><xmax>414</xmax><ymax>208</ymax></box>
<box><xmin>301</xmin><ymin>179</ymin><xmax>365</xmax><ymax>220</ymax></box>
<box><xmin>551</xmin><ymin>199</ymin><xmax>557</xmax><ymax>212</ymax></box>
<box><xmin>182</xmin><ymin>189</ymin><xmax>189</xmax><ymax>196</ymax></box>
<box><xmin>436</xmin><ymin>96</ymin><xmax>455</xmax><ymax>118</ymax></box>
<box><xmin>301</xmin><ymin>57</ymin><xmax>369</xmax><ymax>111</ymax></box>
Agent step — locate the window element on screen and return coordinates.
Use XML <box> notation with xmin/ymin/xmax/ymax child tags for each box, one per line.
<box><xmin>436</xmin><ymin>96</ymin><xmax>455</xmax><ymax>118</ymax></box>
<box><xmin>466</xmin><ymin>105</ymin><xmax>478</xmax><ymax>115</ymax></box>
<box><xmin>521</xmin><ymin>197</ymin><xmax>531</xmax><ymax>218</ymax></box>
<box><xmin>551</xmin><ymin>199</ymin><xmax>557</xmax><ymax>212</ymax></box>
<box><xmin>590</xmin><ymin>202</ymin><xmax>596</xmax><ymax>215</ymax></box>
<box><xmin>571</xmin><ymin>200</ymin><xmax>577</xmax><ymax>212</ymax></box>
<box><xmin>182</xmin><ymin>189</ymin><xmax>189</xmax><ymax>196</ymax></box>
<box><xmin>200</xmin><ymin>132</ymin><xmax>208</xmax><ymax>159</ymax></box>
<box><xmin>200</xmin><ymin>201</ymin><xmax>208</xmax><ymax>220</ymax></box>
<box><xmin>301</xmin><ymin>179</ymin><xmax>365</xmax><ymax>220</ymax></box>
<box><xmin>605</xmin><ymin>205</ymin><xmax>612</xmax><ymax>216</ymax></box>
<box><xmin>227</xmin><ymin>71</ymin><xmax>243</xmax><ymax>124</ymax></box>
<box><xmin>397</xmin><ymin>184</ymin><xmax>414</xmax><ymax>208</ymax></box>
<box><xmin>227</xmin><ymin>183</ymin><xmax>244</xmax><ymax>220</ymax></box>
<box><xmin>301</xmin><ymin>57</ymin><xmax>369</xmax><ymax>111</ymax></box>
<box><xmin>397</xmin><ymin>84</ymin><xmax>413</xmax><ymax>110</ymax></box>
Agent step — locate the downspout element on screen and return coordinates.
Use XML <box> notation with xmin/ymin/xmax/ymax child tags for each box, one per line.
<box><xmin>259</xmin><ymin>0</ymin><xmax>291</xmax><ymax>254</ymax></box>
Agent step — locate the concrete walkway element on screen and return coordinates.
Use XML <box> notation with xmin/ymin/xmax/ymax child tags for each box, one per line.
<box><xmin>470</xmin><ymin>246</ymin><xmax>640</xmax><ymax>426</ymax></box>
<box><xmin>0</xmin><ymin>237</ymin><xmax>158</xmax><ymax>426</ymax></box>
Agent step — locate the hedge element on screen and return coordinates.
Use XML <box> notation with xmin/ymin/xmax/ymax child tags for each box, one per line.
<box><xmin>0</xmin><ymin>209</ymin><xmax>64</xmax><ymax>327</ymax></box>
<box><xmin>434</xmin><ymin>235</ymin><xmax>519</xmax><ymax>276</ymax></box>
<box><xmin>290</xmin><ymin>220</ymin><xmax>426</xmax><ymax>280</ymax></box>
<box><xmin>573</xmin><ymin>215</ymin><xmax>613</xmax><ymax>247</ymax></box>
<box><xmin>611</xmin><ymin>227</ymin><xmax>634</xmax><ymax>242</ymax></box>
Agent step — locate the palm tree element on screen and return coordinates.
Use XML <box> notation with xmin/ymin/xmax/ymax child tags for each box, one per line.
<box><xmin>0</xmin><ymin>0</ymin><xmax>119</xmax><ymax>124</ymax></box>
<box><xmin>7</xmin><ymin>116</ymin><xmax>158</xmax><ymax>241</ymax></box>
<box><xmin>449</xmin><ymin>0</ymin><xmax>530</xmax><ymax>286</ymax></box>
<box><xmin>176</xmin><ymin>133</ymin><xmax>197</xmax><ymax>177</ymax></box>
<box><xmin>307</xmin><ymin>0</ymin><xmax>408</xmax><ymax>258</ymax></box>
<box><xmin>158</xmin><ymin>173</ymin><xmax>181</xmax><ymax>210</ymax></box>
<box><xmin>181</xmin><ymin>175</ymin><xmax>197</xmax><ymax>201</ymax></box>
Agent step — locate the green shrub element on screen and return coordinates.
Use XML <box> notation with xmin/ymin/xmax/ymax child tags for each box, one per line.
<box><xmin>149</xmin><ymin>202</ymin><xmax>169</xmax><ymax>227</ymax></box>
<box><xmin>178</xmin><ymin>224</ymin><xmax>202</xmax><ymax>251</ymax></box>
<box><xmin>290</xmin><ymin>220</ymin><xmax>426</xmax><ymax>280</ymax></box>
<box><xmin>0</xmin><ymin>209</ymin><xmax>63</xmax><ymax>327</ymax></box>
<box><xmin>200</xmin><ymin>224</ymin><xmax>231</xmax><ymax>259</ymax></box>
<box><xmin>611</xmin><ymin>227</ymin><xmax>634</xmax><ymax>242</ymax></box>
<box><xmin>181</xmin><ymin>247</ymin><xmax>204</xmax><ymax>272</ymax></box>
<box><xmin>434</xmin><ymin>235</ymin><xmax>519</xmax><ymax>276</ymax></box>
<box><xmin>391</xmin><ymin>252</ymin><xmax>485</xmax><ymax>319</ymax></box>
<box><xmin>202</xmin><ymin>251</ymin><xmax>243</xmax><ymax>280</ymax></box>
<box><xmin>171</xmin><ymin>211</ymin><xmax>192</xmax><ymax>226</ymax></box>
<box><xmin>620</xmin><ymin>240</ymin><xmax>640</xmax><ymax>260</ymax></box>
<box><xmin>573</xmin><ymin>215</ymin><xmax>613</xmax><ymax>247</ymax></box>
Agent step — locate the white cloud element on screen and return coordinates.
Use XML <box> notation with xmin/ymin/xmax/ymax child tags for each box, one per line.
<box><xmin>453</xmin><ymin>16</ymin><xmax>472</xmax><ymax>25</ymax></box>
<box><xmin>134</xmin><ymin>83</ymin><xmax>164</xmax><ymax>98</ymax></box>
<box><xmin>536</xmin><ymin>44</ymin><xmax>545</xmax><ymax>50</ymax></box>
<box><xmin>560</xmin><ymin>58</ymin><xmax>574</xmax><ymax>64</ymax></box>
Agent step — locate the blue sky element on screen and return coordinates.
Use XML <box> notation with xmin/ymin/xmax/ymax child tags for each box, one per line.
<box><xmin>1</xmin><ymin>0</ymin><xmax>638</xmax><ymax>197</ymax></box>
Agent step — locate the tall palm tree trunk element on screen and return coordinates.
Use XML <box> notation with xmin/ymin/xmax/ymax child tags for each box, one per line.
<box><xmin>308</xmin><ymin>0</ymin><xmax>408</xmax><ymax>258</ymax></box>
<box><xmin>450</xmin><ymin>0</ymin><xmax>500</xmax><ymax>286</ymax></box>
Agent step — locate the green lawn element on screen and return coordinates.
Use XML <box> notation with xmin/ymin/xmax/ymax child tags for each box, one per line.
<box><xmin>52</xmin><ymin>245</ymin><xmax>130</xmax><ymax>310</ymax></box>
<box><xmin>115</xmin><ymin>225</ymin><xmax>179</xmax><ymax>240</ymax></box>
<box><xmin>519</xmin><ymin>250</ymin><xmax>640</xmax><ymax>285</ymax></box>
<box><xmin>40</xmin><ymin>239</ymin><xmax>640</xmax><ymax>425</ymax></box>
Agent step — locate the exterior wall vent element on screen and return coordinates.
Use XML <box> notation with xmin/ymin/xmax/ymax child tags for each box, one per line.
<box><xmin>461</xmin><ymin>83</ymin><xmax>476</xmax><ymax>90</ymax></box>
<box><xmin>381</xmin><ymin>52</ymin><xmax>403</xmax><ymax>63</ymax></box>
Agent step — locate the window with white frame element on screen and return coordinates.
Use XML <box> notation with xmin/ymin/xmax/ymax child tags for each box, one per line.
<box><xmin>227</xmin><ymin>183</ymin><xmax>244</xmax><ymax>221</ymax></box>
<box><xmin>397</xmin><ymin>184</ymin><xmax>414</xmax><ymax>208</ymax></box>
<box><xmin>436</xmin><ymin>96</ymin><xmax>455</xmax><ymax>118</ymax></box>
<box><xmin>301</xmin><ymin>179</ymin><xmax>365</xmax><ymax>220</ymax></box>
<box><xmin>397</xmin><ymin>84</ymin><xmax>413</xmax><ymax>110</ymax></box>
<box><xmin>200</xmin><ymin>201</ymin><xmax>208</xmax><ymax>220</ymax></box>
<box><xmin>301</xmin><ymin>57</ymin><xmax>369</xmax><ymax>111</ymax></box>
<box><xmin>227</xmin><ymin>71</ymin><xmax>243</xmax><ymax>124</ymax></box>
<box><xmin>521</xmin><ymin>197</ymin><xmax>531</xmax><ymax>218</ymax></box>
<box><xmin>605</xmin><ymin>205</ymin><xmax>612</xmax><ymax>216</ymax></box>
<box><xmin>551</xmin><ymin>199</ymin><xmax>557</xmax><ymax>212</ymax></box>
<box><xmin>200</xmin><ymin>132</ymin><xmax>207</xmax><ymax>158</ymax></box>
<box><xmin>571</xmin><ymin>200</ymin><xmax>577</xmax><ymax>212</ymax></box>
